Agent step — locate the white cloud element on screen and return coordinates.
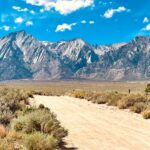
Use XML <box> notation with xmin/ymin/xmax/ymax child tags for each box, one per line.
<box><xmin>26</xmin><ymin>21</ymin><xmax>33</xmax><ymax>26</ymax></box>
<box><xmin>143</xmin><ymin>17</ymin><xmax>149</xmax><ymax>23</ymax></box>
<box><xmin>0</xmin><ymin>25</ymin><xmax>10</xmax><ymax>31</ymax></box>
<box><xmin>25</xmin><ymin>0</ymin><xmax>94</xmax><ymax>15</ymax></box>
<box><xmin>89</xmin><ymin>20</ymin><xmax>95</xmax><ymax>24</ymax></box>
<box><xmin>12</xmin><ymin>6</ymin><xmax>28</xmax><ymax>12</ymax></box>
<box><xmin>40</xmin><ymin>9</ymin><xmax>45</xmax><ymax>13</ymax></box>
<box><xmin>143</xmin><ymin>24</ymin><xmax>150</xmax><ymax>31</ymax></box>
<box><xmin>55</xmin><ymin>23</ymin><xmax>77</xmax><ymax>32</ymax></box>
<box><xmin>15</xmin><ymin>17</ymin><xmax>24</xmax><ymax>24</ymax></box>
<box><xmin>81</xmin><ymin>20</ymin><xmax>95</xmax><ymax>24</ymax></box>
<box><xmin>103</xmin><ymin>6</ymin><xmax>127</xmax><ymax>19</ymax></box>
<box><xmin>30</xmin><ymin>10</ymin><xmax>35</xmax><ymax>14</ymax></box>
<box><xmin>12</xmin><ymin>6</ymin><xmax>35</xmax><ymax>14</ymax></box>
<box><xmin>81</xmin><ymin>20</ymin><xmax>87</xmax><ymax>24</ymax></box>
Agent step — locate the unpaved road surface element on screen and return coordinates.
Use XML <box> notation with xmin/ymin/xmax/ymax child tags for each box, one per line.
<box><xmin>34</xmin><ymin>95</ymin><xmax>150</xmax><ymax>150</ymax></box>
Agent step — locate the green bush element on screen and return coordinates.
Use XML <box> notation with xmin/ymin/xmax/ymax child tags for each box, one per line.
<box><xmin>24</xmin><ymin>132</ymin><xmax>58</xmax><ymax>150</ymax></box>
<box><xmin>0</xmin><ymin>87</ymin><xmax>67</xmax><ymax>149</ymax></box>
<box><xmin>12</xmin><ymin>109</ymin><xmax>68</xmax><ymax>144</ymax></box>
<box><xmin>0</xmin><ymin>88</ymin><xmax>32</xmax><ymax>125</ymax></box>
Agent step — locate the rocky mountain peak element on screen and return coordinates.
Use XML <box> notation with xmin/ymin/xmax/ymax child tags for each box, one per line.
<box><xmin>5</xmin><ymin>30</ymin><xmax>27</xmax><ymax>40</ymax></box>
<box><xmin>0</xmin><ymin>30</ymin><xmax>150</xmax><ymax>81</ymax></box>
<box><xmin>132</xmin><ymin>36</ymin><xmax>150</xmax><ymax>44</ymax></box>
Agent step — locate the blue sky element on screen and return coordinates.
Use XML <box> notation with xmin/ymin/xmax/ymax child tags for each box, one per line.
<box><xmin>0</xmin><ymin>0</ymin><xmax>150</xmax><ymax>44</ymax></box>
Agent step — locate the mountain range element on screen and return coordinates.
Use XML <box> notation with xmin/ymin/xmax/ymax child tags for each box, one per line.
<box><xmin>0</xmin><ymin>30</ymin><xmax>150</xmax><ymax>81</ymax></box>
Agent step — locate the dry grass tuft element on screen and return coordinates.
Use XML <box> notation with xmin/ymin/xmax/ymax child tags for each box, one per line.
<box><xmin>7</xmin><ymin>130</ymin><xmax>20</xmax><ymax>140</ymax></box>
<box><xmin>142</xmin><ymin>110</ymin><xmax>150</xmax><ymax>119</ymax></box>
<box><xmin>130</xmin><ymin>102</ymin><xmax>146</xmax><ymax>113</ymax></box>
<box><xmin>0</xmin><ymin>125</ymin><xmax>7</xmax><ymax>138</ymax></box>
<box><xmin>117</xmin><ymin>95</ymin><xmax>147</xmax><ymax>109</ymax></box>
<box><xmin>69</xmin><ymin>89</ymin><xmax>87</xmax><ymax>99</ymax></box>
<box><xmin>0</xmin><ymin>139</ymin><xmax>14</xmax><ymax>150</ymax></box>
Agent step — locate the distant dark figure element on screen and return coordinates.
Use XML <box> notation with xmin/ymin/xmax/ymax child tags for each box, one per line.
<box><xmin>128</xmin><ymin>89</ymin><xmax>131</xmax><ymax>94</ymax></box>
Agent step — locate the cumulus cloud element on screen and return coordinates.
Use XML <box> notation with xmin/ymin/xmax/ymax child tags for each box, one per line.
<box><xmin>25</xmin><ymin>0</ymin><xmax>94</xmax><ymax>15</ymax></box>
<box><xmin>89</xmin><ymin>20</ymin><xmax>95</xmax><ymax>24</ymax></box>
<box><xmin>12</xmin><ymin>6</ymin><xmax>35</xmax><ymax>14</ymax></box>
<box><xmin>26</xmin><ymin>21</ymin><xmax>33</xmax><ymax>26</ymax></box>
<box><xmin>81</xmin><ymin>20</ymin><xmax>87</xmax><ymax>24</ymax></box>
<box><xmin>30</xmin><ymin>10</ymin><xmax>35</xmax><ymax>14</ymax></box>
<box><xmin>55</xmin><ymin>23</ymin><xmax>77</xmax><ymax>32</ymax></box>
<box><xmin>103</xmin><ymin>6</ymin><xmax>127</xmax><ymax>19</ymax></box>
<box><xmin>0</xmin><ymin>25</ymin><xmax>10</xmax><ymax>31</ymax></box>
<box><xmin>81</xmin><ymin>20</ymin><xmax>95</xmax><ymax>24</ymax></box>
<box><xmin>15</xmin><ymin>17</ymin><xmax>24</xmax><ymax>24</ymax></box>
<box><xmin>143</xmin><ymin>24</ymin><xmax>150</xmax><ymax>31</ymax></box>
<box><xmin>143</xmin><ymin>17</ymin><xmax>149</xmax><ymax>23</ymax></box>
<box><xmin>40</xmin><ymin>9</ymin><xmax>45</xmax><ymax>13</ymax></box>
<box><xmin>12</xmin><ymin>6</ymin><xmax>28</xmax><ymax>12</ymax></box>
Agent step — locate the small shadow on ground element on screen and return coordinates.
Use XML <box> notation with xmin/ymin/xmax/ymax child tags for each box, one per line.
<box><xmin>60</xmin><ymin>141</ymin><xmax>78</xmax><ymax>150</ymax></box>
<box><xmin>61</xmin><ymin>147</ymin><xmax>78</xmax><ymax>150</ymax></box>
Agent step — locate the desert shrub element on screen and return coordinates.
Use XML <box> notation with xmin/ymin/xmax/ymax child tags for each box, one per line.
<box><xmin>117</xmin><ymin>94</ymin><xmax>146</xmax><ymax>109</ymax></box>
<box><xmin>69</xmin><ymin>90</ymin><xmax>124</xmax><ymax>106</ymax></box>
<box><xmin>106</xmin><ymin>92</ymin><xmax>123</xmax><ymax>106</ymax></box>
<box><xmin>117</xmin><ymin>100</ymin><xmax>129</xmax><ymax>109</ymax></box>
<box><xmin>38</xmin><ymin>104</ymin><xmax>45</xmax><ymax>109</ymax></box>
<box><xmin>32</xmin><ymin>90</ymin><xmax>44</xmax><ymax>95</ymax></box>
<box><xmin>69</xmin><ymin>89</ymin><xmax>150</xmax><ymax>119</ymax></box>
<box><xmin>0</xmin><ymin>112</ymin><xmax>14</xmax><ymax>125</ymax></box>
<box><xmin>24</xmin><ymin>132</ymin><xmax>58</xmax><ymax>150</ymax></box>
<box><xmin>69</xmin><ymin>89</ymin><xmax>87</xmax><ymax>99</ymax></box>
<box><xmin>0</xmin><ymin>125</ymin><xmax>7</xmax><ymax>138</ymax></box>
<box><xmin>0</xmin><ymin>139</ymin><xmax>14</xmax><ymax>150</ymax></box>
<box><xmin>26</xmin><ymin>91</ymin><xmax>34</xmax><ymax>98</ymax></box>
<box><xmin>88</xmin><ymin>93</ymin><xmax>107</xmax><ymax>104</ymax></box>
<box><xmin>142</xmin><ymin>110</ymin><xmax>150</xmax><ymax>119</ymax></box>
<box><xmin>130</xmin><ymin>102</ymin><xmax>146</xmax><ymax>113</ymax></box>
<box><xmin>11</xmin><ymin>109</ymin><xmax>68</xmax><ymax>144</ymax></box>
<box><xmin>145</xmin><ymin>83</ymin><xmax>150</xmax><ymax>93</ymax></box>
<box><xmin>0</xmin><ymin>88</ymin><xmax>32</xmax><ymax>125</ymax></box>
<box><xmin>7</xmin><ymin>130</ymin><xmax>21</xmax><ymax>140</ymax></box>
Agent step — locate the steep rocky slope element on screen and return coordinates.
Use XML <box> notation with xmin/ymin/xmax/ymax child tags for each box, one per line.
<box><xmin>0</xmin><ymin>30</ymin><xmax>150</xmax><ymax>81</ymax></box>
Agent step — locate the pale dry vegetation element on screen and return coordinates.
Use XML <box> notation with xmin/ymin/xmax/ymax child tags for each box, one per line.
<box><xmin>0</xmin><ymin>80</ymin><xmax>147</xmax><ymax>96</ymax></box>
<box><xmin>1</xmin><ymin>81</ymin><xmax>150</xmax><ymax>120</ymax></box>
<box><xmin>68</xmin><ymin>89</ymin><xmax>150</xmax><ymax>119</ymax></box>
<box><xmin>0</xmin><ymin>81</ymin><xmax>149</xmax><ymax>149</ymax></box>
<box><xmin>0</xmin><ymin>88</ymin><xmax>68</xmax><ymax>150</ymax></box>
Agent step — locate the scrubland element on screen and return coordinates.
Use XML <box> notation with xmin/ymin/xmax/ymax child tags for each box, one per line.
<box><xmin>68</xmin><ymin>89</ymin><xmax>150</xmax><ymax>119</ymax></box>
<box><xmin>1</xmin><ymin>80</ymin><xmax>150</xmax><ymax>119</ymax></box>
<box><xmin>0</xmin><ymin>88</ymin><xmax>67</xmax><ymax>150</ymax></box>
<box><xmin>0</xmin><ymin>80</ymin><xmax>147</xmax><ymax>95</ymax></box>
<box><xmin>0</xmin><ymin>80</ymin><xmax>150</xmax><ymax>149</ymax></box>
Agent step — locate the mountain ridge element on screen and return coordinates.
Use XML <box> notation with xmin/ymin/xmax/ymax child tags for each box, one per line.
<box><xmin>0</xmin><ymin>30</ymin><xmax>150</xmax><ymax>81</ymax></box>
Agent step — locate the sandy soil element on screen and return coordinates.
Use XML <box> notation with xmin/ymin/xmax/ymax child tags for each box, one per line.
<box><xmin>34</xmin><ymin>95</ymin><xmax>150</xmax><ymax>150</ymax></box>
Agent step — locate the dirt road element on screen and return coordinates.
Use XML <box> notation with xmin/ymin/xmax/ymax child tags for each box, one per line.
<box><xmin>34</xmin><ymin>95</ymin><xmax>150</xmax><ymax>150</ymax></box>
